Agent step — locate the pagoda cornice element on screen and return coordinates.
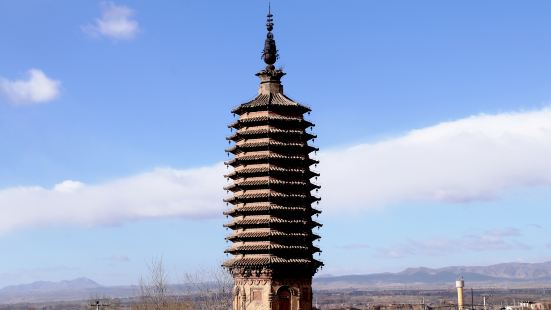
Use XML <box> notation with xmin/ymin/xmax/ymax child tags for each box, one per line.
<box><xmin>224</xmin><ymin>166</ymin><xmax>320</xmax><ymax>179</ymax></box>
<box><xmin>223</xmin><ymin>179</ymin><xmax>320</xmax><ymax>191</ymax></box>
<box><xmin>224</xmin><ymin>256</ymin><xmax>320</xmax><ymax>266</ymax></box>
<box><xmin>226</xmin><ymin>128</ymin><xmax>316</xmax><ymax>142</ymax></box>
<box><xmin>224</xmin><ymin>242</ymin><xmax>321</xmax><ymax>255</ymax></box>
<box><xmin>223</xmin><ymin>203</ymin><xmax>321</xmax><ymax>216</ymax></box>
<box><xmin>228</xmin><ymin>115</ymin><xmax>314</xmax><ymax>130</ymax></box>
<box><xmin>224</xmin><ymin>191</ymin><xmax>321</xmax><ymax>205</ymax></box>
<box><xmin>223</xmin><ymin>216</ymin><xmax>322</xmax><ymax>229</ymax></box>
<box><xmin>225</xmin><ymin>229</ymin><xmax>321</xmax><ymax>241</ymax></box>
<box><xmin>223</xmin><ymin>255</ymin><xmax>323</xmax><ymax>270</ymax></box>
<box><xmin>231</xmin><ymin>93</ymin><xmax>311</xmax><ymax>115</ymax></box>
<box><xmin>224</xmin><ymin>154</ymin><xmax>319</xmax><ymax>167</ymax></box>
<box><xmin>225</xmin><ymin>141</ymin><xmax>318</xmax><ymax>154</ymax></box>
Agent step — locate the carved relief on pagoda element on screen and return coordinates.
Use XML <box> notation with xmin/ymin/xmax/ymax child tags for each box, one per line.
<box><xmin>231</xmin><ymin>280</ymin><xmax>272</xmax><ymax>310</ymax></box>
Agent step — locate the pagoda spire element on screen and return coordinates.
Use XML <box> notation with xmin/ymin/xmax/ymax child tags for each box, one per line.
<box><xmin>262</xmin><ymin>3</ymin><xmax>279</xmax><ymax>69</ymax></box>
<box><xmin>257</xmin><ymin>4</ymin><xmax>285</xmax><ymax>95</ymax></box>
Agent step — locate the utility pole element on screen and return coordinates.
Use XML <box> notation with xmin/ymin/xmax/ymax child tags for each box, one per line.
<box><xmin>471</xmin><ymin>288</ymin><xmax>474</xmax><ymax>310</ymax></box>
<box><xmin>90</xmin><ymin>300</ymin><xmax>110</xmax><ymax>310</ymax></box>
<box><xmin>481</xmin><ymin>295</ymin><xmax>488</xmax><ymax>310</ymax></box>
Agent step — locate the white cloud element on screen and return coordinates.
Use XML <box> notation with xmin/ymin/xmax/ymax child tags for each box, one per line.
<box><xmin>0</xmin><ymin>69</ymin><xmax>60</xmax><ymax>105</ymax></box>
<box><xmin>84</xmin><ymin>2</ymin><xmax>139</xmax><ymax>40</ymax></box>
<box><xmin>319</xmin><ymin>107</ymin><xmax>551</xmax><ymax>212</ymax></box>
<box><xmin>0</xmin><ymin>107</ymin><xmax>550</xmax><ymax>233</ymax></box>
<box><xmin>0</xmin><ymin>165</ymin><xmax>225</xmax><ymax>234</ymax></box>
<box><xmin>53</xmin><ymin>180</ymin><xmax>84</xmax><ymax>193</ymax></box>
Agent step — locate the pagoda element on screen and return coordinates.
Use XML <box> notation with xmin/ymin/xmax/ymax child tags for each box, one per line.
<box><xmin>223</xmin><ymin>7</ymin><xmax>323</xmax><ymax>310</ymax></box>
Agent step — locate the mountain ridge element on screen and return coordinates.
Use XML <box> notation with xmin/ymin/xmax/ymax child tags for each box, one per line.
<box><xmin>314</xmin><ymin>261</ymin><xmax>551</xmax><ymax>289</ymax></box>
<box><xmin>2</xmin><ymin>261</ymin><xmax>551</xmax><ymax>304</ymax></box>
<box><xmin>0</xmin><ymin>277</ymin><xmax>101</xmax><ymax>293</ymax></box>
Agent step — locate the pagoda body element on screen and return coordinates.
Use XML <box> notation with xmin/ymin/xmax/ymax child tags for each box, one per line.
<box><xmin>223</xmin><ymin>9</ymin><xmax>322</xmax><ymax>310</ymax></box>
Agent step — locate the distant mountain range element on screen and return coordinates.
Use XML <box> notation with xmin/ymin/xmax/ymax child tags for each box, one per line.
<box><xmin>0</xmin><ymin>278</ymin><xmax>137</xmax><ymax>304</ymax></box>
<box><xmin>2</xmin><ymin>261</ymin><xmax>551</xmax><ymax>304</ymax></box>
<box><xmin>0</xmin><ymin>277</ymin><xmax>100</xmax><ymax>294</ymax></box>
<box><xmin>314</xmin><ymin>261</ymin><xmax>551</xmax><ymax>289</ymax></box>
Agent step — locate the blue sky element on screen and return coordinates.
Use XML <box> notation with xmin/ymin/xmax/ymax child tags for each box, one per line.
<box><xmin>1</xmin><ymin>0</ymin><xmax>551</xmax><ymax>287</ymax></box>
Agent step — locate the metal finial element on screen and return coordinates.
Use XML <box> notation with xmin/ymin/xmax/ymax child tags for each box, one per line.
<box><xmin>262</xmin><ymin>3</ymin><xmax>279</xmax><ymax>66</ymax></box>
<box><xmin>266</xmin><ymin>5</ymin><xmax>273</xmax><ymax>32</ymax></box>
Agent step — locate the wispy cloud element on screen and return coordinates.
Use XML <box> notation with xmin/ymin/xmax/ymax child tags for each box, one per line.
<box><xmin>461</xmin><ymin>228</ymin><xmax>527</xmax><ymax>251</ymax></box>
<box><xmin>0</xmin><ymin>107</ymin><xmax>550</xmax><ymax>233</ymax></box>
<box><xmin>319</xmin><ymin>106</ymin><xmax>551</xmax><ymax>211</ymax></box>
<box><xmin>377</xmin><ymin>228</ymin><xmax>528</xmax><ymax>258</ymax></box>
<box><xmin>337</xmin><ymin>243</ymin><xmax>371</xmax><ymax>250</ymax></box>
<box><xmin>376</xmin><ymin>247</ymin><xmax>415</xmax><ymax>259</ymax></box>
<box><xmin>83</xmin><ymin>2</ymin><xmax>139</xmax><ymax>40</ymax></box>
<box><xmin>107</xmin><ymin>255</ymin><xmax>130</xmax><ymax>263</ymax></box>
<box><xmin>527</xmin><ymin>223</ymin><xmax>543</xmax><ymax>229</ymax></box>
<box><xmin>0</xmin><ymin>69</ymin><xmax>60</xmax><ymax>105</ymax></box>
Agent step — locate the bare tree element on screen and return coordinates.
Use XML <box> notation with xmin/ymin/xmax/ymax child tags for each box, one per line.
<box><xmin>140</xmin><ymin>257</ymin><xmax>168</xmax><ymax>309</ymax></box>
<box><xmin>183</xmin><ymin>265</ymin><xmax>233</xmax><ymax>310</ymax></box>
<box><xmin>134</xmin><ymin>257</ymin><xmax>191</xmax><ymax>310</ymax></box>
<box><xmin>133</xmin><ymin>257</ymin><xmax>230</xmax><ymax>309</ymax></box>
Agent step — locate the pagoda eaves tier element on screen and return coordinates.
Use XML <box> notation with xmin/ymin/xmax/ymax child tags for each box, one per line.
<box><xmin>223</xmin><ymin>67</ymin><xmax>323</xmax><ymax>280</ymax></box>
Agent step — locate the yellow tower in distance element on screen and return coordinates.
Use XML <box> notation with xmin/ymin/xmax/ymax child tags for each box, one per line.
<box><xmin>456</xmin><ymin>277</ymin><xmax>465</xmax><ymax>310</ymax></box>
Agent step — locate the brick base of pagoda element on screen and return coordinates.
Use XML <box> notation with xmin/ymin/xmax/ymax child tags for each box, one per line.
<box><xmin>232</xmin><ymin>276</ymin><xmax>312</xmax><ymax>310</ymax></box>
